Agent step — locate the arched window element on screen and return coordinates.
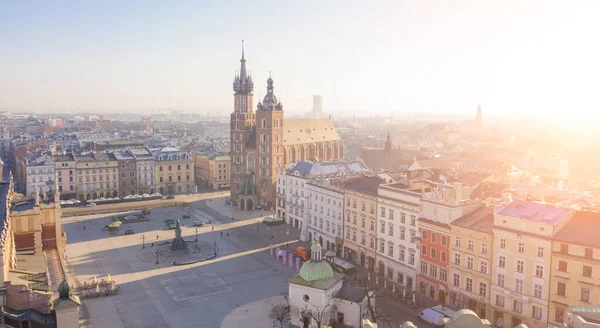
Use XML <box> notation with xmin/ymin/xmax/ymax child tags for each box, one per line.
<box><xmin>261</xmin><ymin>119</ymin><xmax>266</xmax><ymax>128</ymax></box>
<box><xmin>236</xmin><ymin>123</ymin><xmax>239</xmax><ymax>130</ymax></box>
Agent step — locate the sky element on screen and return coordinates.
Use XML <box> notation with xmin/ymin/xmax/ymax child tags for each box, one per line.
<box><xmin>1</xmin><ymin>0</ymin><xmax>600</xmax><ymax>121</ymax></box>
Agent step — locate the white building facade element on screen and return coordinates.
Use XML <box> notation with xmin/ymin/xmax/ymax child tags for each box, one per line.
<box><xmin>24</xmin><ymin>151</ymin><xmax>55</xmax><ymax>196</ymax></box>
<box><xmin>376</xmin><ymin>182</ymin><xmax>422</xmax><ymax>291</ymax></box>
<box><xmin>306</xmin><ymin>180</ymin><xmax>344</xmax><ymax>254</ymax></box>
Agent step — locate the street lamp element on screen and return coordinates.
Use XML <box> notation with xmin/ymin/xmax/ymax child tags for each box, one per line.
<box><xmin>195</xmin><ymin>228</ymin><xmax>198</xmax><ymax>242</ymax></box>
<box><xmin>257</xmin><ymin>221</ymin><xmax>259</xmax><ymax>232</ymax></box>
<box><xmin>155</xmin><ymin>249</ymin><xmax>159</xmax><ymax>264</ymax></box>
<box><xmin>142</xmin><ymin>235</ymin><xmax>146</xmax><ymax>249</ymax></box>
<box><xmin>213</xmin><ymin>241</ymin><xmax>217</xmax><ymax>256</ymax></box>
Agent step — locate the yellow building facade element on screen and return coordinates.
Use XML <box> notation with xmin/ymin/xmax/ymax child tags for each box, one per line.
<box><xmin>448</xmin><ymin>207</ymin><xmax>494</xmax><ymax>320</ymax></box>
<box><xmin>548</xmin><ymin>211</ymin><xmax>600</xmax><ymax>328</ymax></box>
<box><xmin>490</xmin><ymin>201</ymin><xmax>574</xmax><ymax>328</ymax></box>
<box><xmin>342</xmin><ymin>177</ymin><xmax>381</xmax><ymax>271</ymax></box>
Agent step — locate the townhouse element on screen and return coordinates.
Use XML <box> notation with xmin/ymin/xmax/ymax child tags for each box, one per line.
<box><xmin>375</xmin><ymin>181</ymin><xmax>422</xmax><ymax>291</ymax></box>
<box><xmin>130</xmin><ymin>148</ymin><xmax>156</xmax><ymax>195</ymax></box>
<box><xmin>153</xmin><ymin>146</ymin><xmax>194</xmax><ymax>195</ymax></box>
<box><xmin>53</xmin><ymin>152</ymin><xmax>77</xmax><ymax>200</ymax></box>
<box><xmin>490</xmin><ymin>200</ymin><xmax>574</xmax><ymax>328</ymax></box>
<box><xmin>549</xmin><ymin>211</ymin><xmax>600</xmax><ymax>328</ymax></box>
<box><xmin>448</xmin><ymin>206</ymin><xmax>494</xmax><ymax>320</ymax></box>
<box><xmin>74</xmin><ymin>152</ymin><xmax>119</xmax><ymax>200</ymax></box>
<box><xmin>113</xmin><ymin>150</ymin><xmax>137</xmax><ymax>197</ymax></box>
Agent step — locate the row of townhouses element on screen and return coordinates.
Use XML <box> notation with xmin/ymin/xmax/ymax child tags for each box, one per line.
<box><xmin>276</xmin><ymin>159</ymin><xmax>600</xmax><ymax>328</ymax></box>
<box><xmin>17</xmin><ymin>146</ymin><xmax>195</xmax><ymax>200</ymax></box>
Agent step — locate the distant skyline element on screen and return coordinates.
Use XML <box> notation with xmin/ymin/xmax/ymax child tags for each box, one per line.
<box><xmin>1</xmin><ymin>1</ymin><xmax>600</xmax><ymax>122</ymax></box>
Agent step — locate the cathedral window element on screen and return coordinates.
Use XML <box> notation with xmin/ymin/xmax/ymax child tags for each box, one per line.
<box><xmin>261</xmin><ymin>119</ymin><xmax>266</xmax><ymax>128</ymax></box>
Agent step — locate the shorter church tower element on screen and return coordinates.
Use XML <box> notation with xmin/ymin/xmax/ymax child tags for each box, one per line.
<box><xmin>255</xmin><ymin>73</ymin><xmax>284</xmax><ymax>208</ymax></box>
<box><xmin>384</xmin><ymin>130</ymin><xmax>392</xmax><ymax>156</ymax></box>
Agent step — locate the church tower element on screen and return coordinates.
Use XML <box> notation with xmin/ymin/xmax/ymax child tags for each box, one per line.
<box><xmin>475</xmin><ymin>104</ymin><xmax>483</xmax><ymax>128</ymax></box>
<box><xmin>230</xmin><ymin>41</ymin><xmax>256</xmax><ymax>204</ymax></box>
<box><xmin>384</xmin><ymin>130</ymin><xmax>392</xmax><ymax>156</ymax></box>
<box><xmin>255</xmin><ymin>73</ymin><xmax>284</xmax><ymax>208</ymax></box>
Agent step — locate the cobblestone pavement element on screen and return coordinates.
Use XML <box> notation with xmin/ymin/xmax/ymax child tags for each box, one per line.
<box><xmin>63</xmin><ymin>196</ymin><xmax>301</xmax><ymax>328</ymax></box>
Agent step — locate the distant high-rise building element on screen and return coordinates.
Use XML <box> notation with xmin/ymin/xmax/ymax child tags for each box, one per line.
<box><xmin>312</xmin><ymin>95</ymin><xmax>323</xmax><ymax>113</ymax></box>
<box><xmin>475</xmin><ymin>104</ymin><xmax>483</xmax><ymax>127</ymax></box>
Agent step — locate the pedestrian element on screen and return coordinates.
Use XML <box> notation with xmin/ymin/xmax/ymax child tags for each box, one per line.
<box><xmin>286</xmin><ymin>243</ymin><xmax>289</xmax><ymax>248</ymax></box>
<box><xmin>232</xmin><ymin>216</ymin><xmax>234</xmax><ymax>221</ymax></box>
<box><xmin>212</xmin><ymin>227</ymin><xmax>214</xmax><ymax>232</ymax></box>
<box><xmin>227</xmin><ymin>232</ymin><xmax>229</xmax><ymax>237</ymax></box>
<box><xmin>220</xmin><ymin>231</ymin><xmax>223</xmax><ymax>238</ymax></box>
<box><xmin>156</xmin><ymin>235</ymin><xmax>159</xmax><ymax>240</ymax></box>
<box><xmin>83</xmin><ymin>225</ymin><xmax>86</xmax><ymax>231</ymax></box>
<box><xmin>271</xmin><ymin>235</ymin><xmax>273</xmax><ymax>239</ymax></box>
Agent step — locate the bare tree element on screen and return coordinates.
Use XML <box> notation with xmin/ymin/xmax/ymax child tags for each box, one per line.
<box><xmin>364</xmin><ymin>283</ymin><xmax>394</xmax><ymax>323</ymax></box>
<box><xmin>304</xmin><ymin>300</ymin><xmax>333</xmax><ymax>328</ymax></box>
<box><xmin>268</xmin><ymin>293</ymin><xmax>291</xmax><ymax>328</ymax></box>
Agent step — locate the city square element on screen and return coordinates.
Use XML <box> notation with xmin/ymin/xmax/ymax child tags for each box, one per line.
<box><xmin>62</xmin><ymin>196</ymin><xmax>301</xmax><ymax>328</ymax></box>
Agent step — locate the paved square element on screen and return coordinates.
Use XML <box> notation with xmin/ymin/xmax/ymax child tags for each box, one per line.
<box><xmin>63</xmin><ymin>199</ymin><xmax>300</xmax><ymax>328</ymax></box>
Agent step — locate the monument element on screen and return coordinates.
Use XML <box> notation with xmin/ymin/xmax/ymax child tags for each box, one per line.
<box><xmin>171</xmin><ymin>219</ymin><xmax>188</xmax><ymax>250</ymax></box>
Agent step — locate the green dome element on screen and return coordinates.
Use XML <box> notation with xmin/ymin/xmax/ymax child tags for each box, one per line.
<box><xmin>298</xmin><ymin>260</ymin><xmax>334</xmax><ymax>281</ymax></box>
<box><xmin>58</xmin><ymin>279</ymin><xmax>70</xmax><ymax>298</ymax></box>
<box><xmin>324</xmin><ymin>250</ymin><xmax>335</xmax><ymax>258</ymax></box>
<box><xmin>310</xmin><ymin>241</ymin><xmax>323</xmax><ymax>252</ymax></box>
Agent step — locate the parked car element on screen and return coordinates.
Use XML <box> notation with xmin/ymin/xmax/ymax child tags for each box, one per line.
<box><xmin>168</xmin><ymin>224</ymin><xmax>177</xmax><ymax>230</ymax></box>
<box><xmin>124</xmin><ymin>230</ymin><xmax>135</xmax><ymax>235</ymax></box>
<box><xmin>86</xmin><ymin>203</ymin><xmax>97</xmax><ymax>207</ymax></box>
<box><xmin>166</xmin><ymin>195</ymin><xmax>175</xmax><ymax>200</ymax></box>
<box><xmin>165</xmin><ymin>219</ymin><xmax>175</xmax><ymax>225</ymax></box>
<box><xmin>193</xmin><ymin>221</ymin><xmax>205</xmax><ymax>227</ymax></box>
<box><xmin>182</xmin><ymin>215</ymin><xmax>191</xmax><ymax>219</ymax></box>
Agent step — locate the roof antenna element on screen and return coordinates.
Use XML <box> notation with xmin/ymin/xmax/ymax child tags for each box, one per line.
<box><xmin>241</xmin><ymin>39</ymin><xmax>245</xmax><ymax>59</ymax></box>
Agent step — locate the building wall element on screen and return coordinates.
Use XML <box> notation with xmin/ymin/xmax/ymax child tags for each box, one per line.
<box><xmin>548</xmin><ymin>242</ymin><xmax>600</xmax><ymax>328</ymax></box>
<box><xmin>418</xmin><ymin>221</ymin><xmax>450</xmax><ymax>303</ymax></box>
<box><xmin>194</xmin><ymin>153</ymin><xmax>210</xmax><ymax>187</ymax></box>
<box><xmin>343</xmin><ymin>190</ymin><xmax>377</xmax><ymax>270</ymax></box>
<box><xmin>283</xmin><ymin>174</ymin><xmax>307</xmax><ymax>236</ymax></box>
<box><xmin>76</xmin><ymin>160</ymin><xmax>119</xmax><ymax>200</ymax></box>
<box><xmin>117</xmin><ymin>159</ymin><xmax>137</xmax><ymax>197</ymax></box>
<box><xmin>306</xmin><ymin>182</ymin><xmax>344</xmax><ymax>254</ymax></box>
<box><xmin>136</xmin><ymin>159</ymin><xmax>155</xmax><ymax>194</ymax></box>
<box><xmin>289</xmin><ymin>281</ymin><xmax>343</xmax><ymax>328</ymax></box>
<box><xmin>208</xmin><ymin>157</ymin><xmax>230</xmax><ymax>189</ymax></box>
<box><xmin>376</xmin><ymin>186</ymin><xmax>420</xmax><ymax>291</ymax></box>
<box><xmin>25</xmin><ymin>163</ymin><xmax>55</xmax><ymax>196</ymax></box>
<box><xmin>155</xmin><ymin>158</ymin><xmax>194</xmax><ymax>195</ymax></box>
<box><xmin>448</xmin><ymin>225</ymin><xmax>493</xmax><ymax>320</ymax></box>
<box><xmin>55</xmin><ymin>159</ymin><xmax>77</xmax><ymax>198</ymax></box>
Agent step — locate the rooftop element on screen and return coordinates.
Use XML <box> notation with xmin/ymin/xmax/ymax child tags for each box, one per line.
<box><xmin>496</xmin><ymin>200</ymin><xmax>573</xmax><ymax>224</ymax></box>
<box><xmin>288</xmin><ymin>271</ymin><xmax>344</xmax><ymax>291</ymax></box>
<box><xmin>554</xmin><ymin>211</ymin><xmax>600</xmax><ymax>247</ymax></box>
<box><xmin>283</xmin><ymin>118</ymin><xmax>340</xmax><ymax>146</ymax></box>
<box><xmin>288</xmin><ymin>159</ymin><xmax>369</xmax><ymax>178</ymax></box>
<box><xmin>452</xmin><ymin>206</ymin><xmax>494</xmax><ymax>233</ymax></box>
<box><xmin>335</xmin><ymin>284</ymin><xmax>366</xmax><ymax>303</ymax></box>
<box><xmin>342</xmin><ymin>176</ymin><xmax>383</xmax><ymax>197</ymax></box>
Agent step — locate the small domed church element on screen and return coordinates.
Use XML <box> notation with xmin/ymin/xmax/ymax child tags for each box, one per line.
<box><xmin>230</xmin><ymin>42</ymin><xmax>345</xmax><ymax>210</ymax></box>
<box><xmin>288</xmin><ymin>241</ymin><xmax>368</xmax><ymax>328</ymax></box>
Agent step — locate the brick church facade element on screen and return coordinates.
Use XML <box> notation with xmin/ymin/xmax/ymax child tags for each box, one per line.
<box><xmin>230</xmin><ymin>43</ymin><xmax>344</xmax><ymax>210</ymax></box>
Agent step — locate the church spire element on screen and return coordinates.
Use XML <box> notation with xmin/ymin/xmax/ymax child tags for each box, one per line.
<box><xmin>384</xmin><ymin>130</ymin><xmax>392</xmax><ymax>155</ymax></box>
<box><xmin>233</xmin><ymin>40</ymin><xmax>253</xmax><ymax>95</ymax></box>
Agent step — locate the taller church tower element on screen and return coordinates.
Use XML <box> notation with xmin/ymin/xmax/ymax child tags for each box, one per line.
<box><xmin>230</xmin><ymin>41</ymin><xmax>255</xmax><ymax>204</ymax></box>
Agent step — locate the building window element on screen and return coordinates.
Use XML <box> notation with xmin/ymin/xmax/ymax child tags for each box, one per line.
<box><xmin>581</xmin><ymin>287</ymin><xmax>591</xmax><ymax>303</ymax></box>
<box><xmin>498</xmin><ymin>255</ymin><xmax>506</xmax><ymax>268</ymax></box>
<box><xmin>537</xmin><ymin>246</ymin><xmax>544</xmax><ymax>257</ymax></box>
<box><xmin>430</xmin><ymin>265</ymin><xmax>437</xmax><ymax>279</ymax></box>
<box><xmin>534</xmin><ymin>284</ymin><xmax>543</xmax><ymax>299</ymax></box>
<box><xmin>583</xmin><ymin>265</ymin><xmax>592</xmax><ymax>277</ymax></box>
<box><xmin>455</xmin><ymin>237</ymin><xmax>461</xmax><ymax>247</ymax></box>
<box><xmin>535</xmin><ymin>264</ymin><xmax>544</xmax><ymax>278</ymax></box>
<box><xmin>380</xmin><ymin>241</ymin><xmax>385</xmax><ymax>253</ymax></box>
<box><xmin>441</xmin><ymin>235</ymin><xmax>448</xmax><ymax>246</ymax></box>
<box><xmin>557</xmin><ymin>282</ymin><xmax>566</xmax><ymax>296</ymax></box>
<box><xmin>430</xmin><ymin>247</ymin><xmax>436</xmax><ymax>259</ymax></box>
<box><xmin>380</xmin><ymin>207</ymin><xmax>386</xmax><ymax>217</ymax></box>
<box><xmin>388</xmin><ymin>225</ymin><xmax>393</xmax><ymax>237</ymax></box>
<box><xmin>453</xmin><ymin>273</ymin><xmax>460</xmax><ymax>287</ymax></box>
<box><xmin>515</xmin><ymin>279</ymin><xmax>523</xmax><ymax>294</ymax></box>
<box><xmin>399</xmin><ymin>249</ymin><xmax>405</xmax><ymax>262</ymax></box>
<box><xmin>495</xmin><ymin>294</ymin><xmax>505</xmax><ymax>307</ymax></box>
<box><xmin>441</xmin><ymin>251</ymin><xmax>447</xmax><ymax>263</ymax></box>
<box><xmin>422</xmin><ymin>245</ymin><xmax>427</xmax><ymax>256</ymax></box>
<box><xmin>516</xmin><ymin>260</ymin><xmax>524</xmax><ymax>273</ymax></box>
<box><xmin>555</xmin><ymin>307</ymin><xmax>565</xmax><ymax>323</ymax></box>
<box><xmin>468</xmin><ymin>240</ymin><xmax>474</xmax><ymax>250</ymax></box>
<box><xmin>388</xmin><ymin>244</ymin><xmax>394</xmax><ymax>257</ymax></box>
<box><xmin>500</xmin><ymin>238</ymin><xmax>505</xmax><ymax>249</ymax></box>
<box><xmin>439</xmin><ymin>268</ymin><xmax>447</xmax><ymax>283</ymax></box>
<box><xmin>467</xmin><ymin>257</ymin><xmax>473</xmax><ymax>269</ymax></box>
<box><xmin>532</xmin><ymin>306</ymin><xmax>542</xmax><ymax>320</ymax></box>
<box><xmin>518</xmin><ymin>242</ymin><xmax>524</xmax><ymax>253</ymax></box>
<box><xmin>479</xmin><ymin>282</ymin><xmax>487</xmax><ymax>297</ymax></box>
<box><xmin>399</xmin><ymin>228</ymin><xmax>405</xmax><ymax>240</ymax></box>
<box><xmin>558</xmin><ymin>260</ymin><xmax>568</xmax><ymax>272</ymax></box>
<box><xmin>497</xmin><ymin>273</ymin><xmax>505</xmax><ymax>288</ymax></box>
<box><xmin>431</xmin><ymin>232</ymin><xmax>437</xmax><ymax>243</ymax></box>
<box><xmin>422</xmin><ymin>230</ymin><xmax>428</xmax><ymax>240</ymax></box>
<box><xmin>454</xmin><ymin>253</ymin><xmax>461</xmax><ymax>265</ymax></box>
<box><xmin>409</xmin><ymin>252</ymin><xmax>415</xmax><ymax>265</ymax></box>
<box><xmin>380</xmin><ymin>222</ymin><xmax>385</xmax><ymax>233</ymax></box>
<box><xmin>513</xmin><ymin>300</ymin><xmax>523</xmax><ymax>313</ymax></box>
<box><xmin>388</xmin><ymin>209</ymin><xmax>394</xmax><ymax>220</ymax></box>
<box><xmin>480</xmin><ymin>261</ymin><xmax>488</xmax><ymax>274</ymax></box>
<box><xmin>421</xmin><ymin>262</ymin><xmax>428</xmax><ymax>275</ymax></box>
<box><xmin>465</xmin><ymin>278</ymin><xmax>473</xmax><ymax>292</ymax></box>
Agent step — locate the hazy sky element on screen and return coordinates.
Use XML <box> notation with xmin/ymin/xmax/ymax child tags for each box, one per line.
<box><xmin>1</xmin><ymin>1</ymin><xmax>599</xmax><ymax>120</ymax></box>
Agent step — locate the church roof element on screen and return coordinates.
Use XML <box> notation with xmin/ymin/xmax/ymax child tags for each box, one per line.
<box><xmin>288</xmin><ymin>271</ymin><xmax>344</xmax><ymax>291</ymax></box>
<box><xmin>288</xmin><ymin>159</ymin><xmax>369</xmax><ymax>178</ymax></box>
<box><xmin>283</xmin><ymin>119</ymin><xmax>340</xmax><ymax>146</ymax></box>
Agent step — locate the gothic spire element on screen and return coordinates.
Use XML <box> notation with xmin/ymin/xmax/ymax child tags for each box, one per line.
<box><xmin>233</xmin><ymin>40</ymin><xmax>253</xmax><ymax>94</ymax></box>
